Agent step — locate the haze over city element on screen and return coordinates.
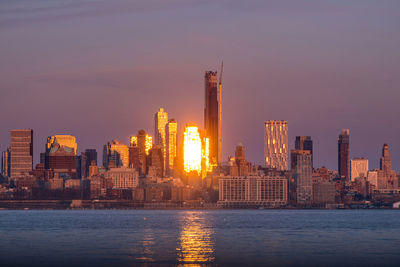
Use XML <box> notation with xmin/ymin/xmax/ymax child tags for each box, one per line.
<box><xmin>1</xmin><ymin>0</ymin><xmax>400</xmax><ymax>170</ymax></box>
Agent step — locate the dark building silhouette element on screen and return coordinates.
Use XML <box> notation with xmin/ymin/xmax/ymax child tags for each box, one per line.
<box><xmin>204</xmin><ymin>71</ymin><xmax>219</xmax><ymax>165</ymax></box>
<box><xmin>147</xmin><ymin>145</ymin><xmax>164</xmax><ymax>177</ymax></box>
<box><xmin>338</xmin><ymin>129</ymin><xmax>350</xmax><ymax>180</ymax></box>
<box><xmin>295</xmin><ymin>136</ymin><xmax>313</xmax><ymax>168</ymax></box>
<box><xmin>1</xmin><ymin>147</ymin><xmax>11</xmax><ymax>177</ymax></box>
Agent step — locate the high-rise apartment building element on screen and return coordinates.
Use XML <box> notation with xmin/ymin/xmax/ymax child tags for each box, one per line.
<box><xmin>1</xmin><ymin>147</ymin><xmax>11</xmax><ymax>177</ymax></box>
<box><xmin>154</xmin><ymin>108</ymin><xmax>168</xmax><ymax>172</ymax></box>
<box><xmin>165</xmin><ymin>119</ymin><xmax>177</xmax><ymax>176</ymax></box>
<box><xmin>264</xmin><ymin>121</ymin><xmax>288</xmax><ymax>170</ymax></box>
<box><xmin>295</xmin><ymin>136</ymin><xmax>313</xmax><ymax>167</ymax></box>
<box><xmin>338</xmin><ymin>129</ymin><xmax>350</xmax><ymax>180</ymax></box>
<box><xmin>147</xmin><ymin>145</ymin><xmax>163</xmax><ymax>177</ymax></box>
<box><xmin>103</xmin><ymin>140</ymin><xmax>129</xmax><ymax>169</ymax></box>
<box><xmin>291</xmin><ymin>149</ymin><xmax>312</xmax><ymax>206</ymax></box>
<box><xmin>204</xmin><ymin>71</ymin><xmax>219</xmax><ymax>165</ymax></box>
<box><xmin>10</xmin><ymin>129</ymin><xmax>33</xmax><ymax>179</ymax></box>
<box><xmin>350</xmin><ymin>158</ymin><xmax>368</xmax><ymax>181</ymax></box>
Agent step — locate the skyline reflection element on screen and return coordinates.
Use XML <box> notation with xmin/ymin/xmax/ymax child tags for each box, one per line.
<box><xmin>176</xmin><ymin>211</ymin><xmax>215</xmax><ymax>264</ymax></box>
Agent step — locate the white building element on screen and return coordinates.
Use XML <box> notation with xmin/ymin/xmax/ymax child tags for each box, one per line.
<box><xmin>104</xmin><ymin>167</ymin><xmax>139</xmax><ymax>189</ymax></box>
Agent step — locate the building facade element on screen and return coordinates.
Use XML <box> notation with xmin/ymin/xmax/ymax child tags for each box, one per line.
<box><xmin>295</xmin><ymin>136</ymin><xmax>313</xmax><ymax>167</ymax></box>
<box><xmin>204</xmin><ymin>71</ymin><xmax>219</xmax><ymax>165</ymax></box>
<box><xmin>264</xmin><ymin>120</ymin><xmax>288</xmax><ymax>170</ymax></box>
<box><xmin>291</xmin><ymin>149</ymin><xmax>312</xmax><ymax>206</ymax></box>
<box><xmin>10</xmin><ymin>129</ymin><xmax>33</xmax><ymax>179</ymax></box>
<box><xmin>154</xmin><ymin>108</ymin><xmax>168</xmax><ymax>174</ymax></box>
<box><xmin>338</xmin><ymin>129</ymin><xmax>350</xmax><ymax>180</ymax></box>
<box><xmin>165</xmin><ymin>119</ymin><xmax>177</xmax><ymax>176</ymax></box>
<box><xmin>218</xmin><ymin>175</ymin><xmax>288</xmax><ymax>207</ymax></box>
<box><xmin>350</xmin><ymin>158</ymin><xmax>368</xmax><ymax>181</ymax></box>
<box><xmin>104</xmin><ymin>167</ymin><xmax>139</xmax><ymax>189</ymax></box>
<box><xmin>103</xmin><ymin>140</ymin><xmax>129</xmax><ymax>169</ymax></box>
<box><xmin>1</xmin><ymin>147</ymin><xmax>11</xmax><ymax>177</ymax></box>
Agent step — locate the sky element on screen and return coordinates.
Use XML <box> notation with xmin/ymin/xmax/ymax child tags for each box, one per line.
<box><xmin>1</xmin><ymin>0</ymin><xmax>400</xmax><ymax>170</ymax></box>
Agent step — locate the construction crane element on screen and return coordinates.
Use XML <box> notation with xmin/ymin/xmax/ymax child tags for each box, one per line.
<box><xmin>219</xmin><ymin>61</ymin><xmax>223</xmax><ymax>163</ymax></box>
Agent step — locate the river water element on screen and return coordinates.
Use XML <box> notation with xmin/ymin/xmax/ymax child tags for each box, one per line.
<box><xmin>0</xmin><ymin>209</ymin><xmax>399</xmax><ymax>266</ymax></box>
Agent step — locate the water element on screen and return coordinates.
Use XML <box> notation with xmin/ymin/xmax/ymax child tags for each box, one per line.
<box><xmin>0</xmin><ymin>210</ymin><xmax>400</xmax><ymax>266</ymax></box>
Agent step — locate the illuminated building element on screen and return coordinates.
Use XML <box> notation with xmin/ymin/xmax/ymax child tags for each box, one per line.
<box><xmin>154</xmin><ymin>108</ymin><xmax>168</xmax><ymax>174</ymax></box>
<box><xmin>165</xmin><ymin>119</ymin><xmax>177</xmax><ymax>176</ymax></box>
<box><xmin>130</xmin><ymin>130</ymin><xmax>153</xmax><ymax>175</ymax></box>
<box><xmin>46</xmin><ymin>135</ymin><xmax>77</xmax><ymax>155</ymax></box>
<box><xmin>338</xmin><ymin>129</ymin><xmax>350</xmax><ymax>180</ymax></box>
<box><xmin>218</xmin><ymin>175</ymin><xmax>288</xmax><ymax>207</ymax></box>
<box><xmin>183</xmin><ymin>124</ymin><xmax>202</xmax><ymax>175</ymax></box>
<box><xmin>103</xmin><ymin>140</ymin><xmax>129</xmax><ymax>169</ymax></box>
<box><xmin>47</xmin><ymin>144</ymin><xmax>77</xmax><ymax>179</ymax></box>
<box><xmin>204</xmin><ymin>71</ymin><xmax>219</xmax><ymax>165</ymax></box>
<box><xmin>291</xmin><ymin>149</ymin><xmax>312</xmax><ymax>206</ymax></box>
<box><xmin>295</xmin><ymin>136</ymin><xmax>313</xmax><ymax>168</ymax></box>
<box><xmin>377</xmin><ymin>144</ymin><xmax>398</xmax><ymax>189</ymax></box>
<box><xmin>264</xmin><ymin>121</ymin><xmax>288</xmax><ymax>170</ymax></box>
<box><xmin>10</xmin><ymin>129</ymin><xmax>33</xmax><ymax>179</ymax></box>
<box><xmin>350</xmin><ymin>158</ymin><xmax>368</xmax><ymax>181</ymax></box>
<box><xmin>1</xmin><ymin>147</ymin><xmax>11</xmax><ymax>177</ymax></box>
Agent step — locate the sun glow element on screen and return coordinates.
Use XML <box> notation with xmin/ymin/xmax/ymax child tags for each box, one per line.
<box><xmin>183</xmin><ymin>124</ymin><xmax>202</xmax><ymax>174</ymax></box>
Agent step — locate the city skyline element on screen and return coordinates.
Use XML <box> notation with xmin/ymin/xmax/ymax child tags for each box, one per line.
<box><xmin>1</xmin><ymin>0</ymin><xmax>400</xmax><ymax>170</ymax></box>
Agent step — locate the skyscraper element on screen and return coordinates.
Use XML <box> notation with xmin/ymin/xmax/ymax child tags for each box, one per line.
<box><xmin>204</xmin><ymin>71</ymin><xmax>219</xmax><ymax>165</ymax></box>
<box><xmin>154</xmin><ymin>108</ymin><xmax>168</xmax><ymax>174</ymax></box>
<box><xmin>183</xmin><ymin>123</ymin><xmax>202</xmax><ymax>175</ymax></box>
<box><xmin>165</xmin><ymin>119</ymin><xmax>177</xmax><ymax>176</ymax></box>
<box><xmin>130</xmin><ymin>130</ymin><xmax>153</xmax><ymax>175</ymax></box>
<box><xmin>291</xmin><ymin>149</ymin><xmax>312</xmax><ymax>206</ymax></box>
<box><xmin>103</xmin><ymin>140</ymin><xmax>129</xmax><ymax>169</ymax></box>
<box><xmin>377</xmin><ymin>143</ymin><xmax>398</xmax><ymax>189</ymax></box>
<box><xmin>264</xmin><ymin>121</ymin><xmax>288</xmax><ymax>170</ymax></box>
<box><xmin>295</xmin><ymin>136</ymin><xmax>313</xmax><ymax>168</ymax></box>
<box><xmin>81</xmin><ymin>149</ymin><xmax>97</xmax><ymax>178</ymax></box>
<box><xmin>10</xmin><ymin>129</ymin><xmax>33</xmax><ymax>179</ymax></box>
<box><xmin>338</xmin><ymin>129</ymin><xmax>350</xmax><ymax>180</ymax></box>
<box><xmin>1</xmin><ymin>147</ymin><xmax>11</xmax><ymax>177</ymax></box>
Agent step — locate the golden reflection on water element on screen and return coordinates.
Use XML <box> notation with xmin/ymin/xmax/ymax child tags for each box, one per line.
<box><xmin>176</xmin><ymin>211</ymin><xmax>215</xmax><ymax>265</ymax></box>
<box><xmin>136</xmin><ymin>227</ymin><xmax>155</xmax><ymax>262</ymax></box>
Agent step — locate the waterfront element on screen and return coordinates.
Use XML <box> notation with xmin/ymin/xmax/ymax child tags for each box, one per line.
<box><xmin>1</xmin><ymin>210</ymin><xmax>400</xmax><ymax>266</ymax></box>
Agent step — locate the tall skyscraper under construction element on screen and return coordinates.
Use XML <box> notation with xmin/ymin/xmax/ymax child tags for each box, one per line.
<box><xmin>204</xmin><ymin>71</ymin><xmax>219</xmax><ymax>165</ymax></box>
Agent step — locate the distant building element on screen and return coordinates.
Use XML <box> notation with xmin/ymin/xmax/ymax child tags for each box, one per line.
<box><xmin>218</xmin><ymin>175</ymin><xmax>288</xmax><ymax>207</ymax></box>
<box><xmin>291</xmin><ymin>149</ymin><xmax>312</xmax><ymax>206</ymax></box>
<box><xmin>204</xmin><ymin>71</ymin><xmax>219</xmax><ymax>165</ymax></box>
<box><xmin>147</xmin><ymin>145</ymin><xmax>164</xmax><ymax>178</ymax></box>
<box><xmin>338</xmin><ymin>129</ymin><xmax>350</xmax><ymax>180</ymax></box>
<box><xmin>264</xmin><ymin>120</ymin><xmax>288</xmax><ymax>170</ymax></box>
<box><xmin>312</xmin><ymin>181</ymin><xmax>336</xmax><ymax>207</ymax></box>
<box><xmin>103</xmin><ymin>140</ymin><xmax>129</xmax><ymax>169</ymax></box>
<box><xmin>104</xmin><ymin>167</ymin><xmax>139</xmax><ymax>189</ymax></box>
<box><xmin>46</xmin><ymin>135</ymin><xmax>77</xmax><ymax>155</ymax></box>
<box><xmin>154</xmin><ymin>108</ymin><xmax>168</xmax><ymax>174</ymax></box>
<box><xmin>47</xmin><ymin>144</ymin><xmax>77</xmax><ymax>179</ymax></box>
<box><xmin>130</xmin><ymin>130</ymin><xmax>153</xmax><ymax>175</ymax></box>
<box><xmin>350</xmin><ymin>158</ymin><xmax>368</xmax><ymax>181</ymax></box>
<box><xmin>376</xmin><ymin>144</ymin><xmax>398</xmax><ymax>190</ymax></box>
<box><xmin>10</xmin><ymin>129</ymin><xmax>33</xmax><ymax>179</ymax></box>
<box><xmin>80</xmin><ymin>149</ymin><xmax>97</xmax><ymax>178</ymax></box>
<box><xmin>295</xmin><ymin>136</ymin><xmax>313</xmax><ymax>168</ymax></box>
<box><xmin>230</xmin><ymin>143</ymin><xmax>251</xmax><ymax>176</ymax></box>
<box><xmin>165</xmin><ymin>119</ymin><xmax>177</xmax><ymax>176</ymax></box>
<box><xmin>1</xmin><ymin>147</ymin><xmax>11</xmax><ymax>177</ymax></box>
